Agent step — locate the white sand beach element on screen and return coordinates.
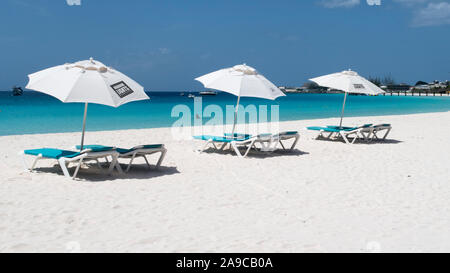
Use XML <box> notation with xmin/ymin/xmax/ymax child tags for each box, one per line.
<box><xmin>0</xmin><ymin>111</ymin><xmax>449</xmax><ymax>253</ymax></box>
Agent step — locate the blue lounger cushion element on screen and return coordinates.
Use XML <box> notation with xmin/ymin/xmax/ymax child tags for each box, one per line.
<box><xmin>116</xmin><ymin>144</ymin><xmax>164</xmax><ymax>154</ymax></box>
<box><xmin>77</xmin><ymin>144</ymin><xmax>163</xmax><ymax>155</ymax></box>
<box><xmin>326</xmin><ymin>124</ymin><xmax>372</xmax><ymax>130</ymax></box>
<box><xmin>194</xmin><ymin>135</ymin><xmax>252</xmax><ymax>143</ymax></box>
<box><xmin>25</xmin><ymin>145</ymin><xmax>115</xmax><ymax>159</ymax></box>
<box><xmin>280</xmin><ymin>131</ymin><xmax>298</xmax><ymax>135</ymax></box>
<box><xmin>326</xmin><ymin>126</ymin><xmax>355</xmax><ymax>130</ymax></box>
<box><xmin>24</xmin><ymin>148</ymin><xmax>82</xmax><ymax>159</ymax></box>
<box><xmin>307</xmin><ymin>126</ymin><xmax>344</xmax><ymax>132</ymax></box>
<box><xmin>223</xmin><ymin>133</ymin><xmax>252</xmax><ymax>139</ymax></box>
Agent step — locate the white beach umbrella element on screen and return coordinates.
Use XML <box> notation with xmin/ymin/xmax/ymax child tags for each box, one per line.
<box><xmin>195</xmin><ymin>64</ymin><xmax>285</xmax><ymax>134</ymax></box>
<box><xmin>26</xmin><ymin>58</ymin><xmax>149</xmax><ymax>150</ymax></box>
<box><xmin>309</xmin><ymin>69</ymin><xmax>385</xmax><ymax>128</ymax></box>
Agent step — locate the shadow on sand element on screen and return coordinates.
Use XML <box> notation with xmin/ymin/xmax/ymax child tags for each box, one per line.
<box><xmin>32</xmin><ymin>163</ymin><xmax>180</xmax><ymax>182</ymax></box>
<box><xmin>313</xmin><ymin>137</ymin><xmax>403</xmax><ymax>145</ymax></box>
<box><xmin>200</xmin><ymin>148</ymin><xmax>309</xmax><ymax>158</ymax></box>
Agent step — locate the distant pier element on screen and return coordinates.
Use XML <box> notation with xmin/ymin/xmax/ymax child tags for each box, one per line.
<box><xmin>382</xmin><ymin>91</ymin><xmax>450</xmax><ymax>97</ymax></box>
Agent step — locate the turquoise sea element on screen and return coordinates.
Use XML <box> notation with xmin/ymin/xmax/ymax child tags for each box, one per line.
<box><xmin>0</xmin><ymin>91</ymin><xmax>449</xmax><ymax>136</ymax></box>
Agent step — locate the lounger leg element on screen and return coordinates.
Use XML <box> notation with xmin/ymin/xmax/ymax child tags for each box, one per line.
<box><xmin>290</xmin><ymin>135</ymin><xmax>300</xmax><ymax>150</ymax></box>
<box><xmin>108</xmin><ymin>154</ymin><xmax>122</xmax><ymax>174</ymax></box>
<box><xmin>126</xmin><ymin>152</ymin><xmax>138</xmax><ymax>173</ymax></box>
<box><xmin>58</xmin><ymin>158</ymin><xmax>71</xmax><ymax>178</ymax></box>
<box><xmin>28</xmin><ymin>155</ymin><xmax>43</xmax><ymax>172</ymax></box>
<box><xmin>317</xmin><ymin>131</ymin><xmax>324</xmax><ymax>139</ymax></box>
<box><xmin>211</xmin><ymin>142</ymin><xmax>218</xmax><ymax>150</ymax></box>
<box><xmin>359</xmin><ymin>131</ymin><xmax>369</xmax><ymax>142</ymax></box>
<box><xmin>115</xmin><ymin>158</ymin><xmax>123</xmax><ymax>174</ymax></box>
<box><xmin>219</xmin><ymin>143</ymin><xmax>229</xmax><ymax>151</ymax></box>
<box><xmin>243</xmin><ymin>139</ymin><xmax>258</xmax><ymax>158</ymax></box>
<box><xmin>321</xmin><ymin>131</ymin><xmax>334</xmax><ymax>140</ymax></box>
<box><xmin>382</xmin><ymin>128</ymin><xmax>391</xmax><ymax>140</ymax></box>
<box><xmin>156</xmin><ymin>148</ymin><xmax>167</xmax><ymax>169</ymax></box>
<box><xmin>199</xmin><ymin>140</ymin><xmax>212</xmax><ymax>153</ymax></box>
<box><xmin>72</xmin><ymin>158</ymin><xmax>84</xmax><ymax>180</ymax></box>
<box><xmin>279</xmin><ymin>141</ymin><xmax>286</xmax><ymax>150</ymax></box>
<box><xmin>143</xmin><ymin>155</ymin><xmax>151</xmax><ymax>168</ymax></box>
<box><xmin>351</xmin><ymin>133</ymin><xmax>359</xmax><ymax>144</ymax></box>
<box><xmin>231</xmin><ymin>142</ymin><xmax>244</xmax><ymax>158</ymax></box>
<box><xmin>340</xmin><ymin>132</ymin><xmax>351</xmax><ymax>144</ymax></box>
<box><xmin>367</xmin><ymin>129</ymin><xmax>374</xmax><ymax>142</ymax></box>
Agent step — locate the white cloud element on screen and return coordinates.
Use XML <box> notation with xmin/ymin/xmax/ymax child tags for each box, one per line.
<box><xmin>66</xmin><ymin>0</ymin><xmax>81</xmax><ymax>6</ymax></box>
<box><xmin>394</xmin><ymin>0</ymin><xmax>428</xmax><ymax>5</ymax></box>
<box><xmin>393</xmin><ymin>0</ymin><xmax>446</xmax><ymax>7</ymax></box>
<box><xmin>319</xmin><ymin>0</ymin><xmax>361</xmax><ymax>8</ymax></box>
<box><xmin>412</xmin><ymin>2</ymin><xmax>450</xmax><ymax>26</ymax></box>
<box><xmin>158</xmin><ymin>48</ymin><xmax>171</xmax><ymax>55</ymax></box>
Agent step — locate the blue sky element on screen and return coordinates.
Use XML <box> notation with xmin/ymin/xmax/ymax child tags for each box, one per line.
<box><xmin>0</xmin><ymin>0</ymin><xmax>449</xmax><ymax>91</ymax></box>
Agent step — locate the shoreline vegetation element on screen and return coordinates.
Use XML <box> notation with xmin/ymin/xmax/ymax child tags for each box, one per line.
<box><xmin>280</xmin><ymin>88</ymin><xmax>450</xmax><ymax>96</ymax></box>
<box><xmin>279</xmin><ymin>77</ymin><xmax>450</xmax><ymax>96</ymax></box>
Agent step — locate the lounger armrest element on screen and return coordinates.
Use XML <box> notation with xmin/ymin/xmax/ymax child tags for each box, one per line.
<box><xmin>79</xmin><ymin>148</ymin><xmax>93</xmax><ymax>154</ymax></box>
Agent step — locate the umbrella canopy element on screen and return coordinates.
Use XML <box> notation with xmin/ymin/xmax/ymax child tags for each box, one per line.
<box><xmin>195</xmin><ymin>64</ymin><xmax>285</xmax><ymax>134</ymax></box>
<box><xmin>195</xmin><ymin>64</ymin><xmax>285</xmax><ymax>100</ymax></box>
<box><xmin>26</xmin><ymin>57</ymin><xmax>149</xmax><ymax>149</ymax></box>
<box><xmin>309</xmin><ymin>70</ymin><xmax>385</xmax><ymax>127</ymax></box>
<box><xmin>310</xmin><ymin>70</ymin><xmax>384</xmax><ymax>96</ymax></box>
<box><xmin>26</xmin><ymin>58</ymin><xmax>149</xmax><ymax>107</ymax></box>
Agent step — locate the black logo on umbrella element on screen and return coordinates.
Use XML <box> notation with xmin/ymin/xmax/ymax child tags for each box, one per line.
<box><xmin>111</xmin><ymin>81</ymin><xmax>134</xmax><ymax>98</ymax></box>
<box><xmin>353</xmin><ymin>84</ymin><xmax>365</xmax><ymax>89</ymax></box>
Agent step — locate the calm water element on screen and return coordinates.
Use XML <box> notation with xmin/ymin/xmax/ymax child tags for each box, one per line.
<box><xmin>0</xmin><ymin>91</ymin><xmax>449</xmax><ymax>136</ymax></box>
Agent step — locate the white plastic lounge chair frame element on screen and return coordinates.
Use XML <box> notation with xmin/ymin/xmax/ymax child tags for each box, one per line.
<box><xmin>20</xmin><ymin>149</ymin><xmax>122</xmax><ymax>180</ymax></box>
<box><xmin>371</xmin><ymin>124</ymin><xmax>392</xmax><ymax>141</ymax></box>
<box><xmin>277</xmin><ymin>132</ymin><xmax>300</xmax><ymax>151</ymax></box>
<box><xmin>199</xmin><ymin>132</ymin><xmax>300</xmax><ymax>158</ymax></box>
<box><xmin>314</xmin><ymin>128</ymin><xmax>365</xmax><ymax>144</ymax></box>
<box><xmin>117</xmin><ymin>145</ymin><xmax>167</xmax><ymax>172</ymax></box>
<box><xmin>199</xmin><ymin>137</ymin><xmax>258</xmax><ymax>158</ymax></box>
<box><xmin>354</xmin><ymin>124</ymin><xmax>392</xmax><ymax>142</ymax></box>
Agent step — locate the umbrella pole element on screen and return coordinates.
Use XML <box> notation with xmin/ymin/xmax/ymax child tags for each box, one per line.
<box><xmin>339</xmin><ymin>92</ymin><xmax>348</xmax><ymax>128</ymax></box>
<box><xmin>80</xmin><ymin>103</ymin><xmax>88</xmax><ymax>151</ymax></box>
<box><xmin>231</xmin><ymin>95</ymin><xmax>241</xmax><ymax>136</ymax></box>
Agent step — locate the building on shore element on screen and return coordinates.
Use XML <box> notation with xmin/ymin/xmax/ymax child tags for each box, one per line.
<box><xmin>381</xmin><ymin>84</ymin><xmax>411</xmax><ymax>92</ymax></box>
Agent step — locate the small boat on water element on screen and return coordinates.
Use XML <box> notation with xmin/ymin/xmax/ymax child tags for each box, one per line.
<box><xmin>12</xmin><ymin>86</ymin><xmax>23</xmax><ymax>96</ymax></box>
<box><xmin>199</xmin><ymin>91</ymin><xmax>217</xmax><ymax>96</ymax></box>
<box><xmin>188</xmin><ymin>94</ymin><xmax>195</xmax><ymax>98</ymax></box>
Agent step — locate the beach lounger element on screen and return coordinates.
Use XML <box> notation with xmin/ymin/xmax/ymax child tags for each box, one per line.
<box><xmin>224</xmin><ymin>131</ymin><xmax>300</xmax><ymax>151</ymax></box>
<box><xmin>307</xmin><ymin>124</ymin><xmax>372</xmax><ymax>144</ymax></box>
<box><xmin>277</xmin><ymin>131</ymin><xmax>300</xmax><ymax>151</ymax></box>
<box><xmin>76</xmin><ymin>144</ymin><xmax>167</xmax><ymax>172</ymax></box>
<box><xmin>340</xmin><ymin>123</ymin><xmax>392</xmax><ymax>142</ymax></box>
<box><xmin>20</xmin><ymin>146</ymin><xmax>121</xmax><ymax>179</ymax></box>
<box><xmin>367</xmin><ymin>124</ymin><xmax>392</xmax><ymax>141</ymax></box>
<box><xmin>194</xmin><ymin>131</ymin><xmax>300</xmax><ymax>157</ymax></box>
<box><xmin>326</xmin><ymin>124</ymin><xmax>374</xmax><ymax>142</ymax></box>
<box><xmin>194</xmin><ymin>134</ymin><xmax>256</xmax><ymax>158</ymax></box>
